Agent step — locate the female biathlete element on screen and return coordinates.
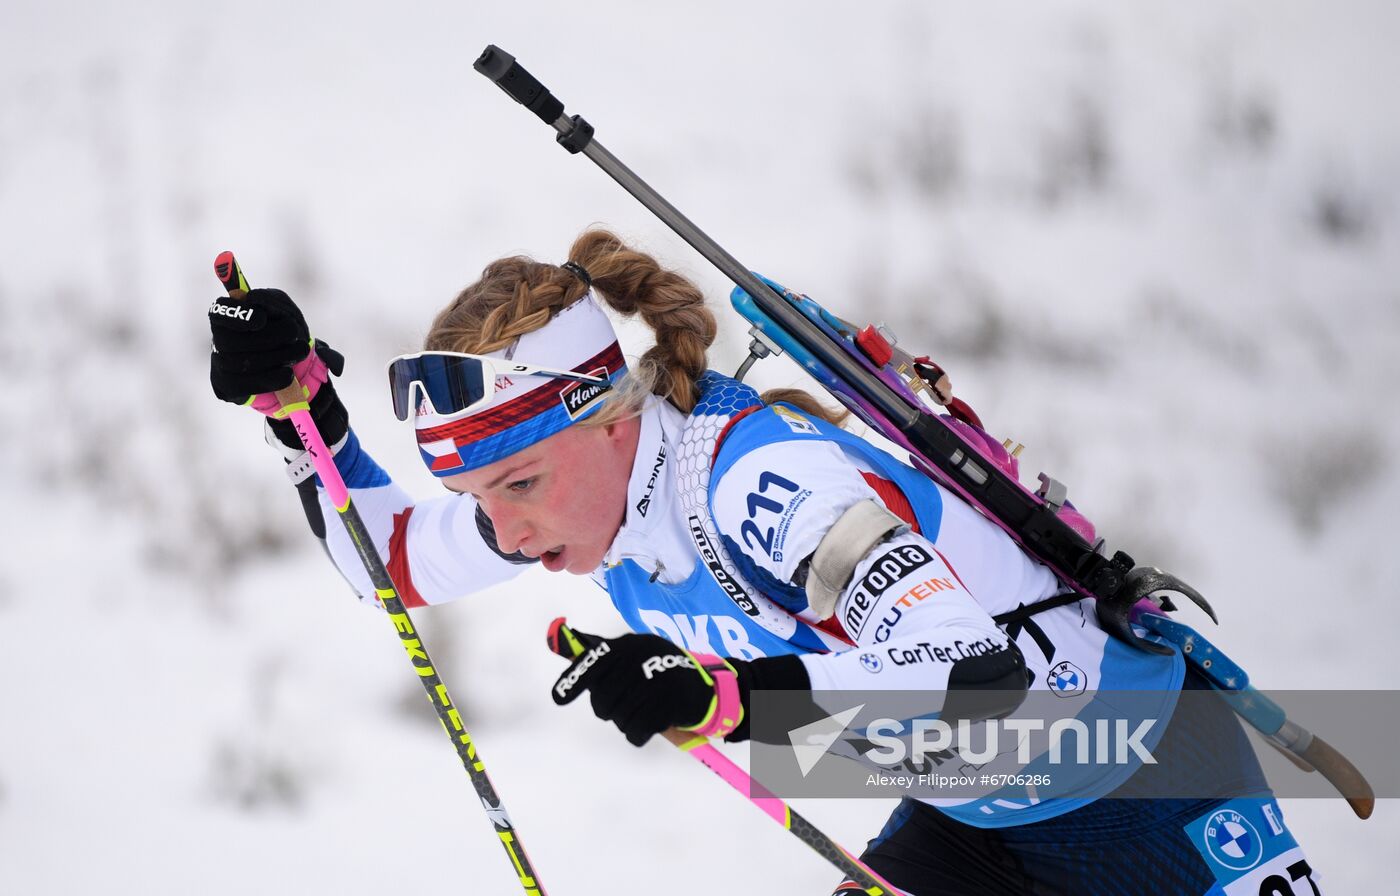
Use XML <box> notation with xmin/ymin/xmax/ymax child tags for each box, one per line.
<box><xmin>208</xmin><ymin>229</ymin><xmax>1317</xmax><ymax>895</ymax></box>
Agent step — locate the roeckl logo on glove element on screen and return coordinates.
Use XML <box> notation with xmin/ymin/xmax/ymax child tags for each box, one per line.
<box><xmin>208</xmin><ymin>301</ymin><xmax>255</xmax><ymax>322</ymax></box>
<box><xmin>555</xmin><ymin>642</ymin><xmax>611</xmax><ymax>700</ymax></box>
<box><xmin>641</xmin><ymin>653</ymin><xmax>695</xmax><ymax>680</ymax></box>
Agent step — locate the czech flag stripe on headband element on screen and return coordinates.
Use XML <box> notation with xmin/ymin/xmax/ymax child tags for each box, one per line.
<box><xmin>413</xmin><ymin>295</ymin><xmax>627</xmax><ymax>476</ymax></box>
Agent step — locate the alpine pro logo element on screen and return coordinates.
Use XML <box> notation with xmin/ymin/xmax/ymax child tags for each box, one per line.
<box><xmin>688</xmin><ymin>515</ymin><xmax>759</xmax><ymax>617</ymax></box>
<box><xmin>560</xmin><ymin>367</ymin><xmax>611</xmax><ymax>420</ymax></box>
<box><xmin>208</xmin><ymin>300</ymin><xmax>255</xmax><ymax>322</ymax></box>
<box><xmin>635</xmin><ymin>445</ymin><xmax>666</xmax><ymax>518</ymax></box>
<box><xmin>641</xmin><ymin>653</ymin><xmax>696</xmax><ymax>680</ymax></box>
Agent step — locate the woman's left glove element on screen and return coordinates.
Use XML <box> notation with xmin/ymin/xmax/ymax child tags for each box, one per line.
<box><xmin>547</xmin><ymin>618</ymin><xmax>808</xmax><ymax>746</ymax></box>
<box><xmin>208</xmin><ymin>287</ymin><xmax>348</xmax><ymax>451</ymax></box>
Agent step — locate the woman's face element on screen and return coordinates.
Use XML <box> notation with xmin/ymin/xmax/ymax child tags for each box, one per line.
<box><xmin>441</xmin><ymin>417</ymin><xmax>641</xmax><ymax>575</ymax></box>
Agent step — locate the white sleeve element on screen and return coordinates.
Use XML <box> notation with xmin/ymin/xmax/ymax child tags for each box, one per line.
<box><xmin>320</xmin><ymin>480</ymin><xmax>411</xmax><ymax>602</ymax></box>
<box><xmin>710</xmin><ymin>438</ymin><xmax>876</xmax><ymax>587</ymax></box>
<box><xmin>319</xmin><ymin>458</ymin><xmax>533</xmax><ymax>609</ymax></box>
<box><xmin>394</xmin><ymin>491</ymin><xmax>536</xmax><ymax>604</ymax></box>
<box><xmin>802</xmin><ymin>529</ymin><xmax>1019</xmax><ymax>693</ymax></box>
<box><xmin>711</xmin><ymin>439</ymin><xmax>1020</xmax><ymax>694</ymax></box>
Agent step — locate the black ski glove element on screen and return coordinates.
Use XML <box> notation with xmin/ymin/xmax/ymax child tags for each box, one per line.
<box><xmin>208</xmin><ymin>288</ymin><xmax>349</xmax><ymax>450</ymax></box>
<box><xmin>547</xmin><ymin>619</ymin><xmax>809</xmax><ymax>746</ymax></box>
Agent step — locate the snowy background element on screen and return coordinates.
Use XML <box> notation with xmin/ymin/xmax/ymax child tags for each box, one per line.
<box><xmin>3</xmin><ymin>1</ymin><xmax>1398</xmax><ymax>892</ymax></box>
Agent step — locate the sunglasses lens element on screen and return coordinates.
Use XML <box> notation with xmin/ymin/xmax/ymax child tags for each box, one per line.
<box><xmin>431</xmin><ymin>355</ymin><xmax>489</xmax><ymax>417</ymax></box>
<box><xmin>387</xmin><ymin>359</ymin><xmax>415</xmax><ymax>421</ymax></box>
<box><xmin>388</xmin><ymin>355</ymin><xmax>490</xmax><ymax>421</ymax></box>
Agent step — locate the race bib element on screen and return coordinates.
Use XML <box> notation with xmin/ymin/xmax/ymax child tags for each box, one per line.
<box><xmin>1183</xmin><ymin>797</ymin><xmax>1321</xmax><ymax>895</ymax></box>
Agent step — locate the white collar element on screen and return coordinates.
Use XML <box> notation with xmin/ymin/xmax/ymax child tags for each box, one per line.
<box><xmin>601</xmin><ymin>396</ymin><xmax>692</xmax><ymax>580</ymax></box>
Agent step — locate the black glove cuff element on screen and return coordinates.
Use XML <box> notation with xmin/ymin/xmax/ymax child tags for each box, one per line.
<box><xmin>266</xmin><ymin>378</ymin><xmax>350</xmax><ymax>451</ymax></box>
<box><xmin>724</xmin><ymin>654</ymin><xmax>810</xmax><ymax>743</ymax></box>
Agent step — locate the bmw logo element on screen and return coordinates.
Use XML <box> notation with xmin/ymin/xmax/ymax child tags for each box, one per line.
<box><xmin>859</xmin><ymin>653</ymin><xmax>883</xmax><ymax>673</ymax></box>
<box><xmin>1047</xmin><ymin>660</ymin><xmax>1088</xmax><ymax>697</ymax></box>
<box><xmin>1203</xmin><ymin>809</ymin><xmax>1263</xmax><ymax>871</ymax></box>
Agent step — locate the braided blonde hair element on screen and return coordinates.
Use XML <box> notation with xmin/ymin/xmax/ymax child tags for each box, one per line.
<box><xmin>426</xmin><ymin>228</ymin><xmax>845</xmax><ymax>427</ymax></box>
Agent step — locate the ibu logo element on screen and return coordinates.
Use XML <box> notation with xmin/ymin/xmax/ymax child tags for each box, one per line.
<box><xmin>1203</xmin><ymin>809</ymin><xmax>1263</xmax><ymax>872</ymax></box>
<box><xmin>858</xmin><ymin>653</ymin><xmax>883</xmax><ymax>674</ymax></box>
<box><xmin>1047</xmin><ymin>660</ymin><xmax>1087</xmax><ymax>697</ymax></box>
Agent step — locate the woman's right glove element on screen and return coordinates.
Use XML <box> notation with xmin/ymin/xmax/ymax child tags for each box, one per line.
<box><xmin>546</xmin><ymin>618</ymin><xmax>809</xmax><ymax>746</ymax></box>
<box><xmin>208</xmin><ymin>288</ymin><xmax>348</xmax><ymax>451</ymax></box>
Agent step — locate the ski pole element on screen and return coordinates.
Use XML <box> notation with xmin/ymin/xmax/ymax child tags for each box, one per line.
<box><xmin>213</xmin><ymin>252</ymin><xmax>550</xmax><ymax>895</ymax></box>
<box><xmin>546</xmin><ymin>619</ymin><xmax>904</xmax><ymax>896</ymax></box>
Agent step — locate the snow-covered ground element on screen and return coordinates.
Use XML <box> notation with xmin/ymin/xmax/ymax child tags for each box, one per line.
<box><xmin>3</xmin><ymin>2</ymin><xmax>1397</xmax><ymax>892</ymax></box>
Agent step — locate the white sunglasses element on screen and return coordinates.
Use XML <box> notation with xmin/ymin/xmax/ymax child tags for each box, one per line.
<box><xmin>387</xmin><ymin>351</ymin><xmax>608</xmax><ymax>422</ymax></box>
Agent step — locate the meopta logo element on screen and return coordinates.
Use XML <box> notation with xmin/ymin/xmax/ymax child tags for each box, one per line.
<box><xmin>641</xmin><ymin>653</ymin><xmax>696</xmax><ymax>680</ymax></box>
<box><xmin>841</xmin><ymin>544</ymin><xmax>935</xmax><ymax>638</ymax></box>
<box><xmin>554</xmin><ymin>642</ymin><xmax>611</xmax><ymax>700</ymax></box>
<box><xmin>688</xmin><ymin>515</ymin><xmax>759</xmax><ymax>616</ymax></box>
<box><xmin>208</xmin><ymin>301</ymin><xmax>254</xmax><ymax>322</ymax></box>
<box><xmin>1202</xmin><ymin>809</ymin><xmax>1263</xmax><ymax>872</ymax></box>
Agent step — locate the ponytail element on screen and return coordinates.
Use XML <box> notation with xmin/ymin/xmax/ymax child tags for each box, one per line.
<box><xmin>567</xmin><ymin>229</ymin><xmax>714</xmax><ymax>413</ymax></box>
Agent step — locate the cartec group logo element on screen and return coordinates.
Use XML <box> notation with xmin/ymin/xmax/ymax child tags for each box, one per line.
<box><xmin>1202</xmin><ymin>808</ymin><xmax>1263</xmax><ymax>872</ymax></box>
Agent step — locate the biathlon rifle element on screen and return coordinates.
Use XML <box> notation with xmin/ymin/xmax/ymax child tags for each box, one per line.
<box><xmin>471</xmin><ymin>44</ymin><xmax>1374</xmax><ymax>821</ymax></box>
